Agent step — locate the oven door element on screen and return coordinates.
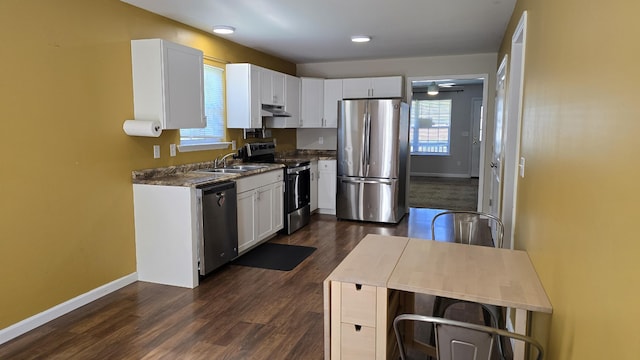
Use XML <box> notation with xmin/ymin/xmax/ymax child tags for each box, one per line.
<box><xmin>285</xmin><ymin>165</ymin><xmax>311</xmax><ymax>212</ymax></box>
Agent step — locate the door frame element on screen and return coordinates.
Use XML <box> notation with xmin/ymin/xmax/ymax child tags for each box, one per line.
<box><xmin>489</xmin><ymin>56</ymin><xmax>508</xmax><ymax>227</ymax></box>
<box><xmin>470</xmin><ymin>97</ymin><xmax>483</xmax><ymax>178</ymax></box>
<box><xmin>406</xmin><ymin>74</ymin><xmax>490</xmax><ymax>212</ymax></box>
<box><xmin>501</xmin><ymin>11</ymin><xmax>528</xmax><ymax>250</ymax></box>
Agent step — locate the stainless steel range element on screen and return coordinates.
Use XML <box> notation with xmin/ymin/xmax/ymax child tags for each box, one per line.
<box><xmin>242</xmin><ymin>142</ymin><xmax>311</xmax><ymax>235</ymax></box>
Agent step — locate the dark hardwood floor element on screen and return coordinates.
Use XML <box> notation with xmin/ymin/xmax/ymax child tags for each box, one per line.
<box><xmin>0</xmin><ymin>208</ymin><xmax>461</xmax><ymax>360</ymax></box>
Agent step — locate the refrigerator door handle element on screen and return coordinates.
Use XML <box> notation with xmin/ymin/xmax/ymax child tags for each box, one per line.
<box><xmin>339</xmin><ymin>177</ymin><xmax>393</xmax><ymax>185</ymax></box>
<box><xmin>364</xmin><ymin>112</ymin><xmax>372</xmax><ymax>175</ymax></box>
<box><xmin>361</xmin><ymin>111</ymin><xmax>368</xmax><ymax>172</ymax></box>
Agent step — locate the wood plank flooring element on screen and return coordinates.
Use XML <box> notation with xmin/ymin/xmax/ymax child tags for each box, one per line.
<box><xmin>0</xmin><ymin>208</ymin><xmax>471</xmax><ymax>360</ymax></box>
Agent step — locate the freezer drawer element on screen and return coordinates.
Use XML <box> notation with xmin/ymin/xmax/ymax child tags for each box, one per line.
<box><xmin>336</xmin><ymin>177</ymin><xmax>403</xmax><ymax>223</ymax></box>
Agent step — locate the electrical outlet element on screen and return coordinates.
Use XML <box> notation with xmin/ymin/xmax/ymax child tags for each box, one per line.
<box><xmin>153</xmin><ymin>145</ymin><xmax>160</xmax><ymax>159</ymax></box>
<box><xmin>169</xmin><ymin>144</ymin><xmax>176</xmax><ymax>157</ymax></box>
<box><xmin>273</xmin><ymin>138</ymin><xmax>277</xmax><ymax>146</ymax></box>
<box><xmin>232</xmin><ymin>140</ymin><xmax>237</xmax><ymax>150</ymax></box>
<box><xmin>319</xmin><ymin>136</ymin><xmax>324</xmax><ymax>145</ymax></box>
<box><xmin>519</xmin><ymin>157</ymin><xmax>526</xmax><ymax>178</ymax></box>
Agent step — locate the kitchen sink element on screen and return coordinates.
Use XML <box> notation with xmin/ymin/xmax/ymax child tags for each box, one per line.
<box><xmin>204</xmin><ymin>168</ymin><xmax>247</xmax><ymax>174</ymax></box>
<box><xmin>195</xmin><ymin>164</ymin><xmax>270</xmax><ymax>174</ymax></box>
<box><xmin>227</xmin><ymin>164</ymin><xmax>270</xmax><ymax>170</ymax></box>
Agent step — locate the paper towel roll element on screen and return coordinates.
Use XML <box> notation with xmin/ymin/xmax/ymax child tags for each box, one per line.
<box><xmin>123</xmin><ymin>120</ymin><xmax>162</xmax><ymax>137</ymax></box>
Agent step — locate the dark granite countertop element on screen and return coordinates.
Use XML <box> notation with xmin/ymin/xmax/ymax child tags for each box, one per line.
<box><xmin>131</xmin><ymin>150</ymin><xmax>334</xmax><ymax>188</ymax></box>
<box><xmin>132</xmin><ymin>161</ymin><xmax>284</xmax><ymax>187</ymax></box>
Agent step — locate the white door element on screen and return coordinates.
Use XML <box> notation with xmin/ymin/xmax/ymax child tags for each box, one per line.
<box><xmin>471</xmin><ymin>98</ymin><xmax>483</xmax><ymax>177</ymax></box>
<box><xmin>237</xmin><ymin>190</ymin><xmax>257</xmax><ymax>254</ymax></box>
<box><xmin>272</xmin><ymin>182</ymin><xmax>284</xmax><ymax>231</ymax></box>
<box><xmin>489</xmin><ymin>56</ymin><xmax>508</xmax><ymax>223</ymax></box>
<box><xmin>256</xmin><ymin>186</ymin><xmax>275</xmax><ymax>240</ymax></box>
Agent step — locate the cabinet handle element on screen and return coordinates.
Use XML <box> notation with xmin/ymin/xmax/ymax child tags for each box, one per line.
<box><xmin>311</xmin><ymin>172</ymin><xmax>314</xmax><ymax>181</ymax></box>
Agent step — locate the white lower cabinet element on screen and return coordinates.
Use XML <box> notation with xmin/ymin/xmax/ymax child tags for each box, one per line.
<box><xmin>317</xmin><ymin>160</ymin><xmax>337</xmax><ymax>215</ymax></box>
<box><xmin>236</xmin><ymin>170</ymin><xmax>284</xmax><ymax>254</ymax></box>
<box><xmin>132</xmin><ymin>184</ymin><xmax>199</xmax><ymax>288</ymax></box>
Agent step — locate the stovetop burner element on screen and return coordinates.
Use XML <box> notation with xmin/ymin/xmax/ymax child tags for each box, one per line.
<box><xmin>242</xmin><ymin>142</ymin><xmax>310</xmax><ymax>169</ymax></box>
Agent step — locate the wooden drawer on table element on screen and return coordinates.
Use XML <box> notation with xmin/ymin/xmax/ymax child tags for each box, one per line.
<box><xmin>341</xmin><ymin>322</ymin><xmax>376</xmax><ymax>359</ymax></box>
<box><xmin>341</xmin><ymin>282</ymin><xmax>376</xmax><ymax>327</ymax></box>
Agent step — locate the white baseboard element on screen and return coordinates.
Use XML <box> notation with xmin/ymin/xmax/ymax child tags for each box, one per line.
<box><xmin>0</xmin><ymin>272</ymin><xmax>137</xmax><ymax>345</ymax></box>
<box><xmin>410</xmin><ymin>172</ymin><xmax>471</xmax><ymax>178</ymax></box>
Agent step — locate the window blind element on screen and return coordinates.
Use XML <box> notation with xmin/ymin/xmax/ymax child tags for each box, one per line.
<box><xmin>180</xmin><ymin>65</ymin><xmax>224</xmax><ymax>145</ymax></box>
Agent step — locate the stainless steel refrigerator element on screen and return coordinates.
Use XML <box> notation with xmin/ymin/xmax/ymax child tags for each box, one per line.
<box><xmin>336</xmin><ymin>98</ymin><xmax>409</xmax><ymax>223</ymax></box>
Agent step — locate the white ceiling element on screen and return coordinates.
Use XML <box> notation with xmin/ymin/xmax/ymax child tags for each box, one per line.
<box><xmin>121</xmin><ymin>0</ymin><xmax>516</xmax><ymax>64</ymax></box>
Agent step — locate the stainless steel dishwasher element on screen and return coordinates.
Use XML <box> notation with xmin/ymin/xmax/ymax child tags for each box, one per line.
<box><xmin>197</xmin><ymin>181</ymin><xmax>238</xmax><ymax>276</ymax></box>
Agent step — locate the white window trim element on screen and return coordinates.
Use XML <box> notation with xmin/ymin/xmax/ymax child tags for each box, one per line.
<box><xmin>177</xmin><ymin>142</ymin><xmax>233</xmax><ymax>152</ymax></box>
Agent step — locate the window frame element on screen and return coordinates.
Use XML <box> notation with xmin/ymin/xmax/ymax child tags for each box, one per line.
<box><xmin>178</xmin><ymin>64</ymin><xmax>232</xmax><ymax>152</ymax></box>
<box><xmin>409</xmin><ymin>98</ymin><xmax>452</xmax><ymax>156</ymax></box>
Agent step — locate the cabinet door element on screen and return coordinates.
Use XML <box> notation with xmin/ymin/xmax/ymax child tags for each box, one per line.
<box><xmin>342</xmin><ymin>78</ymin><xmax>372</xmax><ymax>99</ymax></box>
<box><xmin>318</xmin><ymin>160</ymin><xmax>337</xmax><ymax>213</ymax></box>
<box><xmin>272</xmin><ymin>181</ymin><xmax>284</xmax><ymax>231</ymax></box>
<box><xmin>300</xmin><ymin>77</ymin><xmax>324</xmax><ymax>127</ymax></box>
<box><xmin>371</xmin><ymin>76</ymin><xmax>403</xmax><ymax>98</ymax></box>
<box><xmin>323</xmin><ymin>79</ymin><xmax>343</xmax><ymax>128</ymax></box>
<box><xmin>256</xmin><ymin>185</ymin><xmax>275</xmax><ymax>240</ymax></box>
<box><xmin>271</xmin><ymin>72</ymin><xmax>285</xmax><ymax>106</ymax></box>
<box><xmin>131</xmin><ymin>39</ymin><xmax>205</xmax><ymax>130</ymax></box>
<box><xmin>249</xmin><ymin>68</ymin><xmax>262</xmax><ymax>128</ymax></box>
<box><xmin>310</xmin><ymin>161</ymin><xmax>318</xmax><ymax>212</ymax></box>
<box><xmin>285</xmin><ymin>74</ymin><xmax>300</xmax><ymax>127</ymax></box>
<box><xmin>237</xmin><ymin>190</ymin><xmax>257</xmax><ymax>254</ymax></box>
<box><xmin>260</xmin><ymin>69</ymin><xmax>286</xmax><ymax>106</ymax></box>
<box><xmin>226</xmin><ymin>64</ymin><xmax>262</xmax><ymax>129</ymax></box>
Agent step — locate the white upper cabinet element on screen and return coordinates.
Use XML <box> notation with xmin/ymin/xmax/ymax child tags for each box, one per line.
<box><xmin>300</xmin><ymin>77</ymin><xmax>324</xmax><ymax>128</ymax></box>
<box><xmin>131</xmin><ymin>39</ymin><xmax>205</xmax><ymax>129</ymax></box>
<box><xmin>301</xmin><ymin>78</ymin><xmax>342</xmax><ymax>128</ymax></box>
<box><xmin>342</xmin><ymin>76</ymin><xmax>403</xmax><ymax>99</ymax></box>
<box><xmin>264</xmin><ymin>74</ymin><xmax>300</xmax><ymax>128</ymax></box>
<box><xmin>323</xmin><ymin>79</ymin><xmax>343</xmax><ymax>128</ymax></box>
<box><xmin>226</xmin><ymin>63</ymin><xmax>262</xmax><ymax>129</ymax></box>
<box><xmin>260</xmin><ymin>69</ymin><xmax>285</xmax><ymax>106</ymax></box>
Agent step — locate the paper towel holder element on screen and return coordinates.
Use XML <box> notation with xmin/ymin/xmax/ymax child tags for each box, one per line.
<box><xmin>122</xmin><ymin>119</ymin><xmax>163</xmax><ymax>137</ymax></box>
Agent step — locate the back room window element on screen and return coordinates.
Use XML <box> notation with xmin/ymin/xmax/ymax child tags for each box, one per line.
<box><xmin>409</xmin><ymin>99</ymin><xmax>452</xmax><ymax>155</ymax></box>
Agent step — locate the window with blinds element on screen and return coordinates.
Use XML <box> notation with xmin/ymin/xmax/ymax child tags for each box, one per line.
<box><xmin>409</xmin><ymin>99</ymin><xmax>452</xmax><ymax>155</ymax></box>
<box><xmin>180</xmin><ymin>65</ymin><xmax>225</xmax><ymax>146</ymax></box>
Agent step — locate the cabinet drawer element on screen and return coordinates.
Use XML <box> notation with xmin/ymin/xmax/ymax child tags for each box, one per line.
<box><xmin>341</xmin><ymin>322</ymin><xmax>376</xmax><ymax>359</ymax></box>
<box><xmin>235</xmin><ymin>169</ymin><xmax>284</xmax><ymax>193</ymax></box>
<box><xmin>341</xmin><ymin>282</ymin><xmax>376</xmax><ymax>327</ymax></box>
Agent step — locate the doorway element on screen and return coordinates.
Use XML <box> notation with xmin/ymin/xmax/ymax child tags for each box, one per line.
<box><xmin>406</xmin><ymin>75</ymin><xmax>489</xmax><ymax>212</ymax></box>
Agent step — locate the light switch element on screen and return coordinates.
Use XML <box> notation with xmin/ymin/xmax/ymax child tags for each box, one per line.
<box><xmin>153</xmin><ymin>145</ymin><xmax>160</xmax><ymax>159</ymax></box>
<box><xmin>519</xmin><ymin>157</ymin><xmax>526</xmax><ymax>178</ymax></box>
<box><xmin>169</xmin><ymin>144</ymin><xmax>176</xmax><ymax>157</ymax></box>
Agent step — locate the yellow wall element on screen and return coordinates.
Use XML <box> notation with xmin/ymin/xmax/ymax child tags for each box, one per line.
<box><xmin>0</xmin><ymin>0</ymin><xmax>295</xmax><ymax>329</ymax></box>
<box><xmin>499</xmin><ymin>0</ymin><xmax>640</xmax><ymax>358</ymax></box>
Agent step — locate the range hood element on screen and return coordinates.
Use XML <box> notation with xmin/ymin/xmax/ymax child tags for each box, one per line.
<box><xmin>261</xmin><ymin>104</ymin><xmax>291</xmax><ymax>117</ymax></box>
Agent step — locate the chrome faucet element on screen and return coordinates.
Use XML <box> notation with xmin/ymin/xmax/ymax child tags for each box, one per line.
<box><xmin>215</xmin><ymin>152</ymin><xmax>236</xmax><ymax>168</ymax></box>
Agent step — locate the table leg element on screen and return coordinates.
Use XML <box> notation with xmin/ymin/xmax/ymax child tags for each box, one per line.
<box><xmin>512</xmin><ymin>308</ymin><xmax>528</xmax><ymax>360</ymax></box>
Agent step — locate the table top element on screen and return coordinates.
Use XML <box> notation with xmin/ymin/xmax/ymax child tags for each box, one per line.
<box><xmin>326</xmin><ymin>234</ymin><xmax>409</xmax><ymax>287</ymax></box>
<box><xmin>387</xmin><ymin>238</ymin><xmax>553</xmax><ymax>313</ymax></box>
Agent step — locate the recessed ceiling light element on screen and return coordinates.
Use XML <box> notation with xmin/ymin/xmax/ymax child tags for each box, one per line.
<box><xmin>351</xmin><ymin>35</ymin><xmax>371</xmax><ymax>43</ymax></box>
<box><xmin>213</xmin><ymin>25</ymin><xmax>235</xmax><ymax>35</ymax></box>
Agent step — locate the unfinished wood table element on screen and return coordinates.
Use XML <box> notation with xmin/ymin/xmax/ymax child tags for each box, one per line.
<box><xmin>324</xmin><ymin>235</ymin><xmax>552</xmax><ymax>360</ymax></box>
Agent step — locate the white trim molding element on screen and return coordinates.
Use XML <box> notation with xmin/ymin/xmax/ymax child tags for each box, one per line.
<box><xmin>0</xmin><ymin>273</ymin><xmax>137</xmax><ymax>345</ymax></box>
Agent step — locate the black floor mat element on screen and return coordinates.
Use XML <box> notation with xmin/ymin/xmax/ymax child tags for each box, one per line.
<box><xmin>232</xmin><ymin>243</ymin><xmax>316</xmax><ymax>271</ymax></box>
